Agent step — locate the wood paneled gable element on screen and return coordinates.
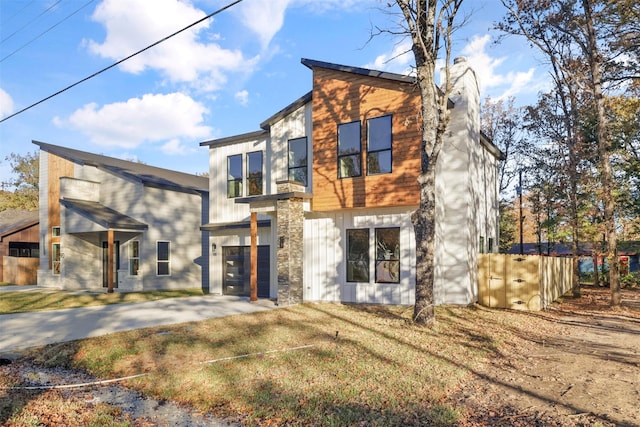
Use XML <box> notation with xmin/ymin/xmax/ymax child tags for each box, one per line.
<box><xmin>307</xmin><ymin>62</ymin><xmax>422</xmax><ymax>211</ymax></box>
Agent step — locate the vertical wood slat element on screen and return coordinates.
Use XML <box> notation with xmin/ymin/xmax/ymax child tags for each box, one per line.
<box><xmin>250</xmin><ymin>212</ymin><xmax>258</xmax><ymax>302</ymax></box>
<box><xmin>107</xmin><ymin>229</ymin><xmax>114</xmax><ymax>293</ymax></box>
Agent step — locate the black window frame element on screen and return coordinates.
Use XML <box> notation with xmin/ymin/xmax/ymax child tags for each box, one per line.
<box><xmin>157</xmin><ymin>241</ymin><xmax>171</xmax><ymax>276</ymax></box>
<box><xmin>337</xmin><ymin>120</ymin><xmax>362</xmax><ymax>178</ymax></box>
<box><xmin>247</xmin><ymin>151</ymin><xmax>263</xmax><ymax>196</ymax></box>
<box><xmin>375</xmin><ymin>227</ymin><xmax>400</xmax><ymax>284</ymax></box>
<box><xmin>367</xmin><ymin>114</ymin><xmax>392</xmax><ymax>175</ymax></box>
<box><xmin>227</xmin><ymin>154</ymin><xmax>243</xmax><ymax>198</ymax></box>
<box><xmin>346</xmin><ymin>229</ymin><xmax>370</xmax><ymax>282</ymax></box>
<box><xmin>288</xmin><ymin>137</ymin><xmax>308</xmax><ymax>186</ymax></box>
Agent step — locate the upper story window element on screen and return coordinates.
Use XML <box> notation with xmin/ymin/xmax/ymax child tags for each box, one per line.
<box><xmin>227</xmin><ymin>154</ymin><xmax>243</xmax><ymax>198</ymax></box>
<box><xmin>367</xmin><ymin>115</ymin><xmax>392</xmax><ymax>175</ymax></box>
<box><xmin>247</xmin><ymin>151</ymin><xmax>263</xmax><ymax>196</ymax></box>
<box><xmin>52</xmin><ymin>226</ymin><xmax>61</xmax><ymax>237</ymax></box>
<box><xmin>338</xmin><ymin>121</ymin><xmax>362</xmax><ymax>178</ymax></box>
<box><xmin>288</xmin><ymin>137</ymin><xmax>308</xmax><ymax>186</ymax></box>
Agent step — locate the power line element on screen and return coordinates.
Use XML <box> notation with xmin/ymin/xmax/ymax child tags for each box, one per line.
<box><xmin>0</xmin><ymin>0</ymin><xmax>244</xmax><ymax>124</ymax></box>
<box><xmin>2</xmin><ymin>0</ymin><xmax>37</xmax><ymax>25</ymax></box>
<box><xmin>1</xmin><ymin>0</ymin><xmax>62</xmax><ymax>44</ymax></box>
<box><xmin>1</xmin><ymin>0</ymin><xmax>98</xmax><ymax>63</ymax></box>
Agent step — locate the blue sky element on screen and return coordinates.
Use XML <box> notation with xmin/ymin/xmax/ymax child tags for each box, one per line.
<box><xmin>0</xmin><ymin>0</ymin><xmax>549</xmax><ymax>187</ymax></box>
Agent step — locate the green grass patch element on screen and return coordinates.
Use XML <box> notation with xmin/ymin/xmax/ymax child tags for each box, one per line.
<box><xmin>24</xmin><ymin>303</ymin><xmax>512</xmax><ymax>426</ymax></box>
<box><xmin>0</xmin><ymin>288</ymin><xmax>204</xmax><ymax>314</ymax></box>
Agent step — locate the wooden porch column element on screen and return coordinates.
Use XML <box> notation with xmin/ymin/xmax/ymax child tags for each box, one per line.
<box><xmin>107</xmin><ymin>229</ymin><xmax>115</xmax><ymax>293</ymax></box>
<box><xmin>250</xmin><ymin>212</ymin><xmax>258</xmax><ymax>301</ymax></box>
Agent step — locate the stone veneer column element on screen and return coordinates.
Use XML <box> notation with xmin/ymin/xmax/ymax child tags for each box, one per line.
<box><xmin>276</xmin><ymin>181</ymin><xmax>305</xmax><ymax>306</ymax></box>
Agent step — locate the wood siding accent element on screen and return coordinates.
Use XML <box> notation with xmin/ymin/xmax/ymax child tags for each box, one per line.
<box><xmin>311</xmin><ymin>68</ymin><xmax>422</xmax><ymax>211</ymax></box>
<box><xmin>0</xmin><ymin>223</ymin><xmax>39</xmax><ymax>281</ymax></box>
<box><xmin>47</xmin><ymin>153</ymin><xmax>74</xmax><ymax>269</ymax></box>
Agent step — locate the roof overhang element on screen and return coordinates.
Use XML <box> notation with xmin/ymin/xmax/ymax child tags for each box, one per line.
<box><xmin>61</xmin><ymin>198</ymin><xmax>148</xmax><ymax>231</ymax></box>
<box><xmin>201</xmin><ymin>219</ymin><xmax>271</xmax><ymax>232</ymax></box>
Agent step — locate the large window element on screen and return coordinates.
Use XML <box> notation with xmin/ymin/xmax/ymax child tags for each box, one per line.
<box><xmin>129</xmin><ymin>240</ymin><xmax>140</xmax><ymax>276</ymax></box>
<box><xmin>288</xmin><ymin>137</ymin><xmax>308</xmax><ymax>185</ymax></box>
<box><xmin>375</xmin><ymin>228</ymin><xmax>400</xmax><ymax>283</ymax></box>
<box><xmin>247</xmin><ymin>151</ymin><xmax>263</xmax><ymax>196</ymax></box>
<box><xmin>367</xmin><ymin>115</ymin><xmax>392</xmax><ymax>175</ymax></box>
<box><xmin>157</xmin><ymin>241</ymin><xmax>171</xmax><ymax>276</ymax></box>
<box><xmin>227</xmin><ymin>154</ymin><xmax>243</xmax><ymax>198</ymax></box>
<box><xmin>347</xmin><ymin>229</ymin><xmax>370</xmax><ymax>282</ymax></box>
<box><xmin>338</xmin><ymin>121</ymin><xmax>362</xmax><ymax>178</ymax></box>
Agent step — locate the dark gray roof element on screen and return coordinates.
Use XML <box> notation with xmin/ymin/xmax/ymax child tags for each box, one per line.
<box><xmin>301</xmin><ymin>58</ymin><xmax>416</xmax><ymax>84</ymax></box>
<box><xmin>260</xmin><ymin>91</ymin><xmax>312</xmax><ymax>130</ymax></box>
<box><xmin>0</xmin><ymin>209</ymin><xmax>39</xmax><ymax>237</ymax></box>
<box><xmin>61</xmin><ymin>198</ymin><xmax>148</xmax><ymax>231</ymax></box>
<box><xmin>199</xmin><ymin>130</ymin><xmax>269</xmax><ymax>148</ymax></box>
<box><xmin>33</xmin><ymin>141</ymin><xmax>208</xmax><ymax>194</ymax></box>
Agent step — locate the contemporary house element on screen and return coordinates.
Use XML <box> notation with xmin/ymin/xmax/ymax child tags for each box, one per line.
<box><xmin>34</xmin><ymin>141</ymin><xmax>209</xmax><ymax>292</ymax></box>
<box><xmin>0</xmin><ymin>209</ymin><xmax>39</xmax><ymax>285</ymax></box>
<box><xmin>201</xmin><ymin>57</ymin><xmax>504</xmax><ymax>306</ymax></box>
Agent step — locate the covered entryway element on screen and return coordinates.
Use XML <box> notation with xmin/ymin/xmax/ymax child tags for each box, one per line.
<box><xmin>223</xmin><ymin>246</ymin><xmax>270</xmax><ymax>297</ymax></box>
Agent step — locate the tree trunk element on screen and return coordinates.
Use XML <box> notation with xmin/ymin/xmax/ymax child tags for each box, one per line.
<box><xmin>582</xmin><ymin>0</ymin><xmax>620</xmax><ymax>305</ymax></box>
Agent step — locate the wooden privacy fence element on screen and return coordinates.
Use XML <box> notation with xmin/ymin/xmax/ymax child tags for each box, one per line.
<box><xmin>478</xmin><ymin>254</ymin><xmax>574</xmax><ymax>311</ymax></box>
<box><xmin>2</xmin><ymin>256</ymin><xmax>39</xmax><ymax>285</ymax></box>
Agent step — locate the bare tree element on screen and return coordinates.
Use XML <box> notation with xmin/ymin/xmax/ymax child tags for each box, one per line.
<box><xmin>394</xmin><ymin>0</ymin><xmax>464</xmax><ymax>324</ymax></box>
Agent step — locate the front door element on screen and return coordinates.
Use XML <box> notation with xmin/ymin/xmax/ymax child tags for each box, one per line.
<box><xmin>102</xmin><ymin>241</ymin><xmax>120</xmax><ymax>288</ymax></box>
<box><xmin>223</xmin><ymin>246</ymin><xmax>270</xmax><ymax>297</ymax></box>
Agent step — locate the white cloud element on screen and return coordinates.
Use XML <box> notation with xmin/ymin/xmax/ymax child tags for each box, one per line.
<box><xmin>55</xmin><ymin>92</ymin><xmax>212</xmax><ymax>149</ymax></box>
<box><xmin>461</xmin><ymin>34</ymin><xmax>538</xmax><ymax>100</ymax></box>
<box><xmin>236</xmin><ymin>0</ymin><xmax>291</xmax><ymax>49</ymax></box>
<box><xmin>87</xmin><ymin>0</ymin><xmax>251</xmax><ymax>90</ymax></box>
<box><xmin>235</xmin><ymin>90</ymin><xmax>249</xmax><ymax>106</ymax></box>
<box><xmin>0</xmin><ymin>88</ymin><xmax>14</xmax><ymax>118</ymax></box>
<box><xmin>161</xmin><ymin>139</ymin><xmax>192</xmax><ymax>155</ymax></box>
<box><xmin>364</xmin><ymin>40</ymin><xmax>414</xmax><ymax>75</ymax></box>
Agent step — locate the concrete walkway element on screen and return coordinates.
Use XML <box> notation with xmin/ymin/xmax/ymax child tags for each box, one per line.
<box><xmin>0</xmin><ymin>287</ymin><xmax>277</xmax><ymax>355</ymax></box>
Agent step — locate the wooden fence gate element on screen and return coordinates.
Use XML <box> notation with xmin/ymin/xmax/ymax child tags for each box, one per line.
<box><xmin>478</xmin><ymin>254</ymin><xmax>574</xmax><ymax>311</ymax></box>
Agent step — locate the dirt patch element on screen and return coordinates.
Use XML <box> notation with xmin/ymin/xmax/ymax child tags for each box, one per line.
<box><xmin>452</xmin><ymin>286</ymin><xmax>640</xmax><ymax>426</ymax></box>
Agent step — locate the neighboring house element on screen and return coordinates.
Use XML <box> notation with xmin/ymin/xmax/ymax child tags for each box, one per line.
<box><xmin>201</xmin><ymin>57</ymin><xmax>504</xmax><ymax>306</ymax></box>
<box><xmin>34</xmin><ymin>141</ymin><xmax>209</xmax><ymax>291</ymax></box>
<box><xmin>0</xmin><ymin>209</ymin><xmax>39</xmax><ymax>284</ymax></box>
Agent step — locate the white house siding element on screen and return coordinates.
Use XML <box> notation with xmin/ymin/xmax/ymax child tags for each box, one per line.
<box><xmin>304</xmin><ymin>208</ymin><xmax>416</xmax><ymax>305</ymax></box>
<box><xmin>138</xmin><ymin>186</ymin><xmax>204</xmax><ymax>290</ymax></box>
<box><xmin>269</xmin><ymin>102</ymin><xmax>313</xmax><ymax>189</ymax></box>
<box><xmin>208</xmin><ymin>136</ymin><xmax>270</xmax><ymax>224</ymax></box>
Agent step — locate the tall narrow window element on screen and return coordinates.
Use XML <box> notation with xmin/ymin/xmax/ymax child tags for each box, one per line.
<box><xmin>347</xmin><ymin>229</ymin><xmax>370</xmax><ymax>282</ymax></box>
<box><xmin>367</xmin><ymin>115</ymin><xmax>392</xmax><ymax>175</ymax></box>
<box><xmin>52</xmin><ymin>243</ymin><xmax>61</xmax><ymax>275</ymax></box>
<box><xmin>288</xmin><ymin>137</ymin><xmax>308</xmax><ymax>185</ymax></box>
<box><xmin>157</xmin><ymin>241</ymin><xmax>171</xmax><ymax>276</ymax></box>
<box><xmin>129</xmin><ymin>240</ymin><xmax>140</xmax><ymax>276</ymax></box>
<box><xmin>479</xmin><ymin>236</ymin><xmax>485</xmax><ymax>254</ymax></box>
<box><xmin>375</xmin><ymin>228</ymin><xmax>400</xmax><ymax>283</ymax></box>
<box><xmin>227</xmin><ymin>154</ymin><xmax>243</xmax><ymax>198</ymax></box>
<box><xmin>247</xmin><ymin>151</ymin><xmax>263</xmax><ymax>196</ymax></box>
<box><xmin>52</xmin><ymin>226</ymin><xmax>60</xmax><ymax>237</ymax></box>
<box><xmin>338</xmin><ymin>121</ymin><xmax>361</xmax><ymax>178</ymax></box>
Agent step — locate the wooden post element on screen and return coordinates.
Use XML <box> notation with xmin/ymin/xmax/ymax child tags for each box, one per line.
<box><xmin>250</xmin><ymin>212</ymin><xmax>258</xmax><ymax>301</ymax></box>
<box><xmin>107</xmin><ymin>229</ymin><xmax>115</xmax><ymax>293</ymax></box>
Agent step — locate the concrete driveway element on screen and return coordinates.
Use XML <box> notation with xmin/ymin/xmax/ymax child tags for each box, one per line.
<box><xmin>0</xmin><ymin>287</ymin><xmax>277</xmax><ymax>355</ymax></box>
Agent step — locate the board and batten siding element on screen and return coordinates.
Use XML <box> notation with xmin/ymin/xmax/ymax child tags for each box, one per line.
<box><xmin>304</xmin><ymin>207</ymin><xmax>416</xmax><ymax>305</ymax></box>
<box><xmin>269</xmin><ymin>102</ymin><xmax>313</xmax><ymax>189</ymax></box>
<box><xmin>208</xmin><ymin>136</ymin><xmax>270</xmax><ymax>223</ymax></box>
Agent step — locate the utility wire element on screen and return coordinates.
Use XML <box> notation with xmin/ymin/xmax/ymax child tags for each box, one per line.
<box><xmin>0</xmin><ymin>0</ymin><xmax>244</xmax><ymax>124</ymax></box>
<box><xmin>2</xmin><ymin>0</ymin><xmax>37</xmax><ymax>25</ymax></box>
<box><xmin>1</xmin><ymin>0</ymin><xmax>97</xmax><ymax>63</ymax></box>
<box><xmin>1</xmin><ymin>0</ymin><xmax>63</xmax><ymax>44</ymax></box>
